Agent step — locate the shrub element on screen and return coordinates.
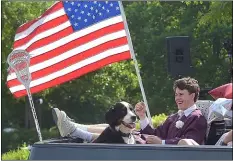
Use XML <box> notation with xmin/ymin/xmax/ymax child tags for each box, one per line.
<box><xmin>151</xmin><ymin>113</ymin><xmax>167</xmax><ymax>127</ymax></box>
<box><xmin>2</xmin><ymin>144</ymin><xmax>30</xmax><ymax>160</ymax></box>
<box><xmin>136</xmin><ymin>113</ymin><xmax>167</xmax><ymax>129</ymax></box>
<box><xmin>1</xmin><ymin>127</ymin><xmax>59</xmax><ymax>153</ymax></box>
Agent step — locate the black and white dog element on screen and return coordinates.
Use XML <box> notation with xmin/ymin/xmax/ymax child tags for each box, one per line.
<box><xmin>93</xmin><ymin>101</ymin><xmax>137</xmax><ymax>144</ymax></box>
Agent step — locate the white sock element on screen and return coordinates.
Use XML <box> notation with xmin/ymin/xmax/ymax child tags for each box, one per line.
<box><xmin>70</xmin><ymin>127</ymin><xmax>92</xmax><ymax>142</ymax></box>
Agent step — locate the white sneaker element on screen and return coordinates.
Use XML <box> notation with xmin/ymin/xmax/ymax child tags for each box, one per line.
<box><xmin>52</xmin><ymin>108</ymin><xmax>77</xmax><ymax>137</ymax></box>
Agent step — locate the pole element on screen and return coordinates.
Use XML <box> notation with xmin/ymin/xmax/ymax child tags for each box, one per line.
<box><xmin>26</xmin><ymin>89</ymin><xmax>43</xmax><ymax>142</ymax></box>
<box><xmin>118</xmin><ymin>1</ymin><xmax>152</xmax><ymax>125</ymax></box>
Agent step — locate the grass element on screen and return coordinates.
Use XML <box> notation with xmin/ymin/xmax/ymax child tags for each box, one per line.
<box><xmin>2</xmin><ymin>144</ymin><xmax>30</xmax><ymax>160</ymax></box>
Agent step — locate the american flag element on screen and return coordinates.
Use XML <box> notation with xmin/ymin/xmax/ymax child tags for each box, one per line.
<box><xmin>7</xmin><ymin>1</ymin><xmax>132</xmax><ymax>98</ymax></box>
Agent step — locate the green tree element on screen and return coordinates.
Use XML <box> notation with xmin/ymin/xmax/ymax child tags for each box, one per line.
<box><xmin>1</xmin><ymin>1</ymin><xmax>54</xmax><ymax>128</ymax></box>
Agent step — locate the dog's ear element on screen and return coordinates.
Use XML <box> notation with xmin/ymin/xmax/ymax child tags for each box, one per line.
<box><xmin>105</xmin><ymin>107</ymin><xmax>116</xmax><ymax>126</ymax></box>
<box><xmin>105</xmin><ymin>102</ymin><xmax>126</xmax><ymax>127</ymax></box>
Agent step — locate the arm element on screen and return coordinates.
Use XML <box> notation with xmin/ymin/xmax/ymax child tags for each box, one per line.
<box><xmin>140</xmin><ymin>116</ymin><xmax>171</xmax><ymax>139</ymax></box>
<box><xmin>135</xmin><ymin>102</ymin><xmax>171</xmax><ymax>140</ymax></box>
<box><xmin>165</xmin><ymin>115</ymin><xmax>207</xmax><ymax>145</ymax></box>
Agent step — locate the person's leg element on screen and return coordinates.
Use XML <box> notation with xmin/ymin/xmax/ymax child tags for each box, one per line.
<box><xmin>52</xmin><ymin>108</ymin><xmax>100</xmax><ymax>142</ymax></box>
<box><xmin>52</xmin><ymin>108</ymin><xmax>106</xmax><ymax>133</ymax></box>
<box><xmin>70</xmin><ymin>128</ymin><xmax>100</xmax><ymax>142</ymax></box>
<box><xmin>86</xmin><ymin>124</ymin><xmax>109</xmax><ymax>128</ymax></box>
<box><xmin>73</xmin><ymin>123</ymin><xmax>108</xmax><ymax>132</ymax></box>
<box><xmin>177</xmin><ymin>139</ymin><xmax>199</xmax><ymax>145</ymax></box>
<box><xmin>66</xmin><ymin>119</ymin><xmax>107</xmax><ymax>134</ymax></box>
<box><xmin>189</xmin><ymin>139</ymin><xmax>199</xmax><ymax>145</ymax></box>
<box><xmin>223</xmin><ymin>130</ymin><xmax>232</xmax><ymax>144</ymax></box>
<box><xmin>86</xmin><ymin>126</ymin><xmax>107</xmax><ymax>134</ymax></box>
<box><xmin>177</xmin><ymin>139</ymin><xmax>190</xmax><ymax>145</ymax></box>
<box><xmin>75</xmin><ymin>123</ymin><xmax>108</xmax><ymax>133</ymax></box>
<box><xmin>215</xmin><ymin>132</ymin><xmax>228</xmax><ymax>145</ymax></box>
<box><xmin>70</xmin><ymin>123</ymin><xmax>107</xmax><ymax>134</ymax></box>
<box><xmin>215</xmin><ymin>130</ymin><xmax>232</xmax><ymax>146</ymax></box>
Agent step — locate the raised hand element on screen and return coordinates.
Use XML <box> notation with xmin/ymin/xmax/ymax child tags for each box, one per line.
<box><xmin>135</xmin><ymin>102</ymin><xmax>146</xmax><ymax>120</ymax></box>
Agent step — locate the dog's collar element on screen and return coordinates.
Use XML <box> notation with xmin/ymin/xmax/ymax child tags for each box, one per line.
<box><xmin>109</xmin><ymin>126</ymin><xmax>131</xmax><ymax>137</ymax></box>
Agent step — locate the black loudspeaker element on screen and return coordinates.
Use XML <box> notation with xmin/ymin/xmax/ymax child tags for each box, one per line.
<box><xmin>166</xmin><ymin>36</ymin><xmax>193</xmax><ymax>77</ymax></box>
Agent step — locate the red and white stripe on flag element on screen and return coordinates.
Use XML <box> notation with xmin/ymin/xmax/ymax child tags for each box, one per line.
<box><xmin>7</xmin><ymin>1</ymin><xmax>132</xmax><ymax>98</ymax></box>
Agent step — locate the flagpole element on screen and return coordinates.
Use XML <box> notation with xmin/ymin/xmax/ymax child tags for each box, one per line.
<box><xmin>118</xmin><ymin>1</ymin><xmax>152</xmax><ymax>126</ymax></box>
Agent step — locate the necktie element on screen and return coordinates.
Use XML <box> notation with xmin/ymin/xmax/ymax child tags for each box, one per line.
<box><xmin>178</xmin><ymin>110</ymin><xmax>184</xmax><ymax>119</ymax></box>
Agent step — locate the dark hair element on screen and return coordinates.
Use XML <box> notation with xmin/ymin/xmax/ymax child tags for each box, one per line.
<box><xmin>173</xmin><ymin>77</ymin><xmax>200</xmax><ymax>102</ymax></box>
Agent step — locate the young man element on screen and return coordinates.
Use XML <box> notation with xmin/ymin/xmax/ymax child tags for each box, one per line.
<box><xmin>53</xmin><ymin>77</ymin><xmax>207</xmax><ymax>144</ymax></box>
<box><xmin>135</xmin><ymin>77</ymin><xmax>207</xmax><ymax>145</ymax></box>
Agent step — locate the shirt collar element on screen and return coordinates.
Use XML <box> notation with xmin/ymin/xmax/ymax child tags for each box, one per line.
<box><xmin>178</xmin><ymin>104</ymin><xmax>197</xmax><ymax>117</ymax></box>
